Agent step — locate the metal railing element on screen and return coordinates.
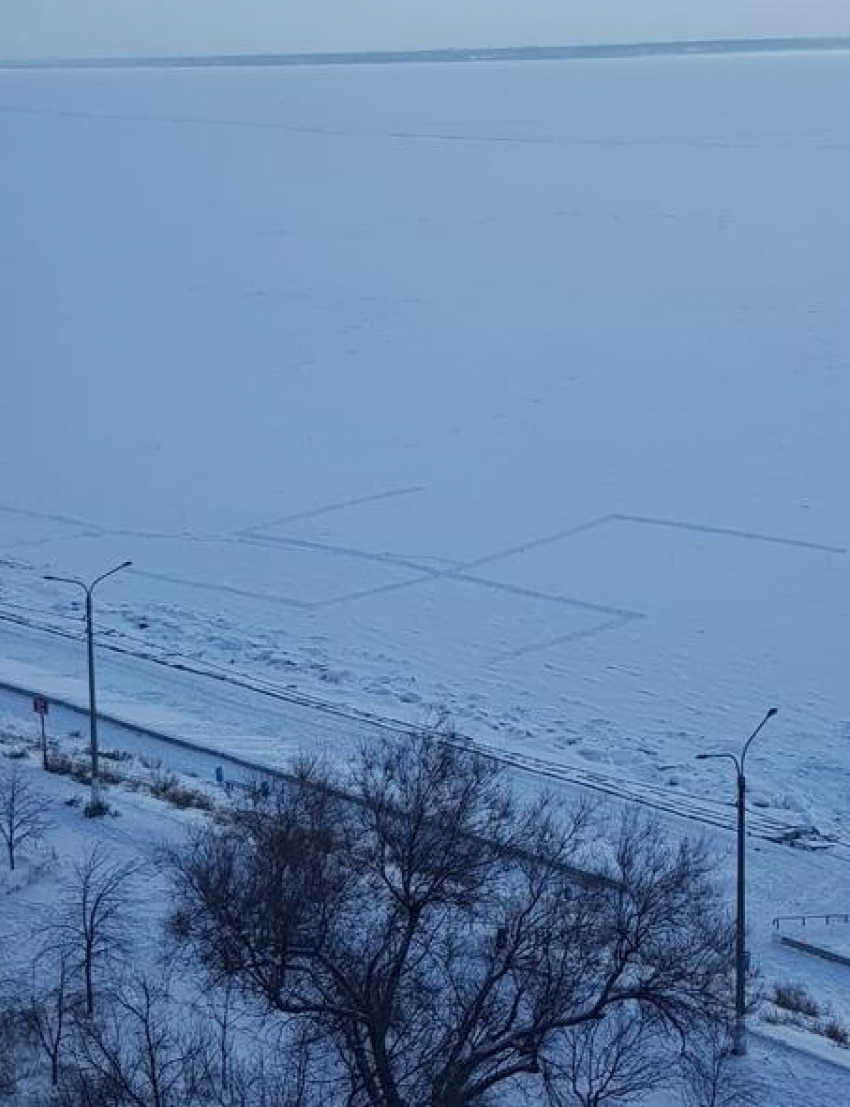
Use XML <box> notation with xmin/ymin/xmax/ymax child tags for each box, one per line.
<box><xmin>772</xmin><ymin>912</ymin><xmax>850</xmax><ymax>930</ymax></box>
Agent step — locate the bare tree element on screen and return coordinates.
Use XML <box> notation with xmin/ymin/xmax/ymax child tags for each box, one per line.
<box><xmin>29</xmin><ymin>951</ymin><xmax>73</xmax><ymax>1087</ymax></box>
<box><xmin>66</xmin><ymin>972</ymin><xmax>206</xmax><ymax>1107</ymax></box>
<box><xmin>168</xmin><ymin>736</ymin><xmax>733</xmax><ymax>1107</ymax></box>
<box><xmin>62</xmin><ymin>972</ymin><xmax>316</xmax><ymax>1107</ymax></box>
<box><xmin>0</xmin><ymin>762</ymin><xmax>51</xmax><ymax>870</ymax></box>
<box><xmin>542</xmin><ymin>1007</ymin><xmax>670</xmax><ymax>1107</ymax></box>
<box><xmin>200</xmin><ymin>1020</ymin><xmax>320</xmax><ymax>1107</ymax></box>
<box><xmin>0</xmin><ymin>989</ymin><xmax>31</xmax><ymax>1098</ymax></box>
<box><xmin>50</xmin><ymin>845</ymin><xmax>139</xmax><ymax>1016</ymax></box>
<box><xmin>679</xmin><ymin>1019</ymin><xmax>763</xmax><ymax>1107</ymax></box>
<box><xmin>202</xmin><ymin>980</ymin><xmax>240</xmax><ymax>1097</ymax></box>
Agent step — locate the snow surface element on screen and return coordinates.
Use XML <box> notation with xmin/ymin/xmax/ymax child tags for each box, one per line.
<box><xmin>2</xmin><ymin>710</ymin><xmax>850</xmax><ymax>1104</ymax></box>
<box><xmin>1</xmin><ymin>47</ymin><xmax>850</xmax><ymax>1103</ymax></box>
<box><xmin>1</xmin><ymin>52</ymin><xmax>848</xmax><ymax>850</ymax></box>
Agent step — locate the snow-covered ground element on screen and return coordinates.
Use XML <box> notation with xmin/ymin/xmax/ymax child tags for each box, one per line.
<box><xmin>2</xmin><ymin>705</ymin><xmax>850</xmax><ymax>1104</ymax></box>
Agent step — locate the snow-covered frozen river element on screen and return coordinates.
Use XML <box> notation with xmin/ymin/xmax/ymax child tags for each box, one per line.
<box><xmin>1</xmin><ymin>51</ymin><xmax>848</xmax><ymax>841</ymax></box>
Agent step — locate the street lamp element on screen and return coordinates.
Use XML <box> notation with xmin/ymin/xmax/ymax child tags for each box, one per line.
<box><xmin>697</xmin><ymin>707</ymin><xmax>778</xmax><ymax>1057</ymax></box>
<box><xmin>44</xmin><ymin>561</ymin><xmax>132</xmax><ymax>811</ymax></box>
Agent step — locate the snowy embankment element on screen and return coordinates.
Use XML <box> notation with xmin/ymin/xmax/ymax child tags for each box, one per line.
<box><xmin>1</xmin><ymin>717</ymin><xmax>850</xmax><ymax>1105</ymax></box>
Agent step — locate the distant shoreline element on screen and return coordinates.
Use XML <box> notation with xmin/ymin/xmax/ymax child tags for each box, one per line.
<box><xmin>3</xmin><ymin>35</ymin><xmax>850</xmax><ymax>71</ymax></box>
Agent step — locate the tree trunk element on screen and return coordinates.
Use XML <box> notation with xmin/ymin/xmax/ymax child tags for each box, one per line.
<box><xmin>85</xmin><ymin>959</ymin><xmax>94</xmax><ymax>1016</ymax></box>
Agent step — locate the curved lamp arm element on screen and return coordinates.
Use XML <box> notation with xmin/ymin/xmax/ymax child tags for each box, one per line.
<box><xmin>696</xmin><ymin>750</ymin><xmax>742</xmax><ymax>777</ymax></box>
<box><xmin>44</xmin><ymin>573</ymin><xmax>88</xmax><ymax>596</ymax></box>
<box><xmin>90</xmin><ymin>560</ymin><xmax>133</xmax><ymax>593</ymax></box>
<box><xmin>741</xmin><ymin>708</ymin><xmax>778</xmax><ymax>773</ymax></box>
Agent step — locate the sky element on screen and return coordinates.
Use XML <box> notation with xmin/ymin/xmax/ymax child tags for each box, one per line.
<box><xmin>2</xmin><ymin>0</ymin><xmax>850</xmax><ymax>61</ymax></box>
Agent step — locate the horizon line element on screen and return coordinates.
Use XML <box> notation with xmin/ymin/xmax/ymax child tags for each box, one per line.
<box><xmin>3</xmin><ymin>34</ymin><xmax>850</xmax><ymax>71</ymax></box>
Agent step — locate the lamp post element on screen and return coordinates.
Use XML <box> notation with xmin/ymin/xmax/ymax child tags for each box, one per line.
<box><xmin>44</xmin><ymin>561</ymin><xmax>132</xmax><ymax>810</ymax></box>
<box><xmin>697</xmin><ymin>707</ymin><xmax>778</xmax><ymax>1057</ymax></box>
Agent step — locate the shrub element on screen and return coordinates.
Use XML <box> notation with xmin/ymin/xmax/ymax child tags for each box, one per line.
<box><xmin>70</xmin><ymin>764</ymin><xmax>90</xmax><ymax>785</ymax></box>
<box><xmin>821</xmin><ymin>1019</ymin><xmax>850</xmax><ymax>1048</ymax></box>
<box><xmin>772</xmin><ymin>982</ymin><xmax>820</xmax><ymax>1019</ymax></box>
<box><xmin>47</xmin><ymin>752</ymin><xmax>73</xmax><ymax>776</ymax></box>
<box><xmin>68</xmin><ymin>762</ymin><xmax>121</xmax><ymax>787</ymax></box>
<box><xmin>99</xmin><ymin>748</ymin><xmax>134</xmax><ymax>763</ymax></box>
<box><xmin>149</xmin><ymin>772</ymin><xmax>213</xmax><ymax>812</ymax></box>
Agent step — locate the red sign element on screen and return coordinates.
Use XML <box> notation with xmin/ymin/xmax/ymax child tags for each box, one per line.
<box><xmin>33</xmin><ymin>696</ymin><xmax>48</xmax><ymax>717</ymax></box>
